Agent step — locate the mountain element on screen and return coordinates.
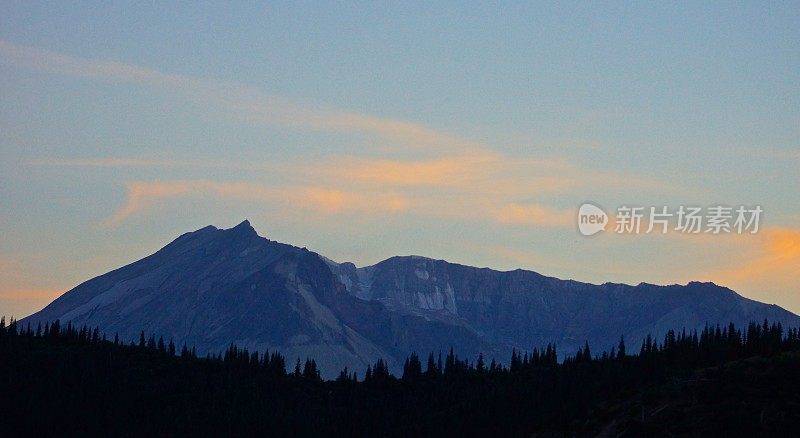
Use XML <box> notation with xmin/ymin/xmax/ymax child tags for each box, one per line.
<box><xmin>21</xmin><ymin>221</ymin><xmax>800</xmax><ymax>378</ymax></box>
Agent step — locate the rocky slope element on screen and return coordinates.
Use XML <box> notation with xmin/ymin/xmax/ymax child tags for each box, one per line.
<box><xmin>22</xmin><ymin>221</ymin><xmax>800</xmax><ymax>377</ymax></box>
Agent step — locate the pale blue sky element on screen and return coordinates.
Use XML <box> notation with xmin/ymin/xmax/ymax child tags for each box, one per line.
<box><xmin>1</xmin><ymin>2</ymin><xmax>799</xmax><ymax>317</ymax></box>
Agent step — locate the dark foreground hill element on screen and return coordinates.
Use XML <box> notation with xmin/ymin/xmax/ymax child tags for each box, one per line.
<box><xmin>2</xmin><ymin>317</ymin><xmax>800</xmax><ymax>436</ymax></box>
<box><xmin>586</xmin><ymin>353</ymin><xmax>800</xmax><ymax>436</ymax></box>
<box><xmin>21</xmin><ymin>221</ymin><xmax>800</xmax><ymax>378</ymax></box>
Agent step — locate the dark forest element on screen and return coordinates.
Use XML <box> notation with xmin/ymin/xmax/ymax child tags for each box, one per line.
<box><xmin>2</xmin><ymin>317</ymin><xmax>799</xmax><ymax>436</ymax></box>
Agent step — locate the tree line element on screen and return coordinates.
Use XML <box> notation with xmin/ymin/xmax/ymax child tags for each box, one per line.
<box><xmin>2</xmin><ymin>315</ymin><xmax>799</xmax><ymax>435</ymax></box>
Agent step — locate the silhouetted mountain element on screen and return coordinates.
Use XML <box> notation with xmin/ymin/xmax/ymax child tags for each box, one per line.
<box><xmin>22</xmin><ymin>221</ymin><xmax>800</xmax><ymax>377</ymax></box>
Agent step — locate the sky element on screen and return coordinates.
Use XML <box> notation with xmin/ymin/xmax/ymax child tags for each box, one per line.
<box><xmin>1</xmin><ymin>2</ymin><xmax>799</xmax><ymax>318</ymax></box>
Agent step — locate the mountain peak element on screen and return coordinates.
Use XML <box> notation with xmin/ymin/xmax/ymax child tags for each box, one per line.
<box><xmin>21</xmin><ymin>223</ymin><xmax>800</xmax><ymax>379</ymax></box>
<box><xmin>234</xmin><ymin>219</ymin><xmax>252</xmax><ymax>228</ymax></box>
<box><xmin>228</xmin><ymin>220</ymin><xmax>258</xmax><ymax>236</ymax></box>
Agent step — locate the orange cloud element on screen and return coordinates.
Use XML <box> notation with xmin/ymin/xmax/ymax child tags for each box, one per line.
<box><xmin>33</xmin><ymin>146</ymin><xmax>691</xmax><ymax>237</ymax></box>
<box><xmin>34</xmin><ymin>152</ymin><xmax>581</xmax><ymax>197</ymax></box>
<box><xmin>689</xmin><ymin>227</ymin><xmax>800</xmax><ymax>311</ymax></box>
<box><xmin>5</xmin><ymin>43</ymin><xmax>689</xmax><ymax>232</ymax></box>
<box><xmin>9</xmin><ymin>42</ymin><xmax>688</xmax><ymax>222</ymax></box>
<box><xmin>237</xmin><ymin>101</ymin><xmax>476</xmax><ymax>151</ymax></box>
<box><xmin>106</xmin><ymin>181</ymin><xmax>412</xmax><ymax>225</ymax></box>
<box><xmin>713</xmin><ymin>228</ymin><xmax>800</xmax><ymax>284</ymax></box>
<box><xmin>311</xmin><ymin>152</ymin><xmax>583</xmax><ymax>193</ymax></box>
<box><xmin>91</xmin><ymin>147</ymin><xmax>676</xmax><ymax>230</ymax></box>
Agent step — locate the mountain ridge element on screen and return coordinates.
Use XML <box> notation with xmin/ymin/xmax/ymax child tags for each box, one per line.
<box><xmin>22</xmin><ymin>220</ymin><xmax>800</xmax><ymax>378</ymax></box>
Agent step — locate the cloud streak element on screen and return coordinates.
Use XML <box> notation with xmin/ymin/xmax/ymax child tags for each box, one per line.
<box><xmin>0</xmin><ymin>40</ymin><xmax>473</xmax><ymax>152</ymax></box>
<box><xmin>6</xmin><ymin>41</ymin><xmax>690</xmax><ymax>226</ymax></box>
<box><xmin>38</xmin><ymin>149</ymin><xmax>683</xmax><ymax>230</ymax></box>
<box><xmin>7</xmin><ymin>41</ymin><xmax>707</xmax><ymax>287</ymax></box>
<box><xmin>105</xmin><ymin>177</ymin><xmax>580</xmax><ymax>230</ymax></box>
<box><xmin>672</xmin><ymin>227</ymin><xmax>800</xmax><ymax>311</ymax></box>
<box><xmin>710</xmin><ymin>227</ymin><xmax>800</xmax><ymax>285</ymax></box>
<box><xmin>106</xmin><ymin>180</ymin><xmax>412</xmax><ymax>225</ymax></box>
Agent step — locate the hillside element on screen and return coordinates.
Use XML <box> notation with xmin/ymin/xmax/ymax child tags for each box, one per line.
<box><xmin>22</xmin><ymin>221</ymin><xmax>800</xmax><ymax>377</ymax></box>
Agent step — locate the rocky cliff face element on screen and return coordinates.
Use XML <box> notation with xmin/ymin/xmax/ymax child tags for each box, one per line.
<box><xmin>23</xmin><ymin>221</ymin><xmax>800</xmax><ymax>378</ymax></box>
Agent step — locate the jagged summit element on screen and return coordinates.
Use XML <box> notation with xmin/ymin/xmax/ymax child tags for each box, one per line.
<box><xmin>230</xmin><ymin>219</ymin><xmax>256</xmax><ymax>233</ymax></box>
<box><xmin>223</xmin><ymin>219</ymin><xmax>261</xmax><ymax>241</ymax></box>
<box><xmin>21</xmin><ymin>222</ymin><xmax>800</xmax><ymax>378</ymax></box>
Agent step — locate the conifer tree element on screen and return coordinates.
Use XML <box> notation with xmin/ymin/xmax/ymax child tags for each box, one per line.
<box><xmin>426</xmin><ymin>352</ymin><xmax>437</xmax><ymax>376</ymax></box>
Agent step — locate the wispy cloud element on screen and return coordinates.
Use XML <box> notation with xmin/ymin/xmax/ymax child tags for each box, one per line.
<box><xmin>0</xmin><ymin>40</ymin><xmax>205</xmax><ymax>87</ymax></box>
<box><xmin>105</xmin><ymin>177</ymin><xmax>577</xmax><ymax>229</ymax></box>
<box><xmin>679</xmin><ymin>227</ymin><xmax>800</xmax><ymax>310</ymax></box>
<box><xmin>106</xmin><ymin>180</ymin><xmax>411</xmax><ymax>225</ymax></box>
<box><xmin>0</xmin><ymin>40</ymin><xmax>472</xmax><ymax>151</ymax></box>
<box><xmin>8</xmin><ymin>40</ymin><xmax>687</xmax><ymax>231</ymax></box>
<box><xmin>31</xmin><ymin>150</ymin><xmax>682</xmax><ymax>197</ymax></box>
<box><xmin>31</xmin><ymin>152</ymin><xmax>579</xmax><ymax>196</ymax></box>
<box><xmin>42</xmin><ymin>151</ymin><xmax>682</xmax><ymax>229</ymax></box>
<box><xmin>709</xmin><ymin>227</ymin><xmax>800</xmax><ymax>284</ymax></box>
